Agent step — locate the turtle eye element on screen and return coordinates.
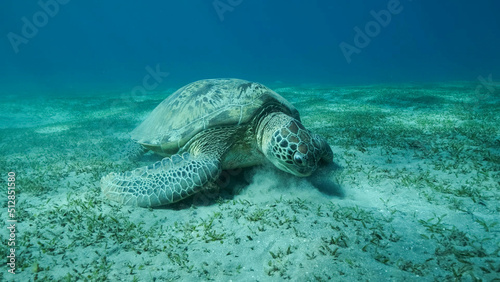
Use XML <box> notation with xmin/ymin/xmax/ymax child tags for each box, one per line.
<box><xmin>293</xmin><ymin>153</ymin><xmax>304</xmax><ymax>166</ymax></box>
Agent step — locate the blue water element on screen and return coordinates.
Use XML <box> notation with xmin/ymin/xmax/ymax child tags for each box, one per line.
<box><xmin>1</xmin><ymin>1</ymin><xmax>500</xmax><ymax>280</ymax></box>
<box><xmin>1</xmin><ymin>0</ymin><xmax>499</xmax><ymax>94</ymax></box>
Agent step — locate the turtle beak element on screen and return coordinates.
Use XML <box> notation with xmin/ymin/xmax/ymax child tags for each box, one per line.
<box><xmin>275</xmin><ymin>162</ymin><xmax>313</xmax><ymax>177</ymax></box>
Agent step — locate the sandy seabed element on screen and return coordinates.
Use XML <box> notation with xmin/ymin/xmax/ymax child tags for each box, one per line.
<box><xmin>0</xmin><ymin>82</ymin><xmax>499</xmax><ymax>281</ymax></box>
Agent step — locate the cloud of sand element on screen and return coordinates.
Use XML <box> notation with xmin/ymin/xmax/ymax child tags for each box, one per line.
<box><xmin>237</xmin><ymin>165</ymin><xmax>334</xmax><ymax>204</ymax></box>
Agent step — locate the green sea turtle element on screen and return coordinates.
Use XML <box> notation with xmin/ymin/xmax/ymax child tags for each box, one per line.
<box><xmin>101</xmin><ymin>78</ymin><xmax>334</xmax><ymax>207</ymax></box>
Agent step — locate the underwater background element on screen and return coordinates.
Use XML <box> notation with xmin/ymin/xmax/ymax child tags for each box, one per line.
<box><xmin>1</xmin><ymin>0</ymin><xmax>499</xmax><ymax>281</ymax></box>
<box><xmin>2</xmin><ymin>0</ymin><xmax>500</xmax><ymax>92</ymax></box>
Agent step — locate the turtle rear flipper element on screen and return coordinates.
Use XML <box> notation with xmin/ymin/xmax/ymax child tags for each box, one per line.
<box><xmin>101</xmin><ymin>152</ymin><xmax>221</xmax><ymax>207</ymax></box>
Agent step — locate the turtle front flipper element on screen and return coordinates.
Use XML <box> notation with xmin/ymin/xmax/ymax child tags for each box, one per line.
<box><xmin>100</xmin><ymin>152</ymin><xmax>221</xmax><ymax>207</ymax></box>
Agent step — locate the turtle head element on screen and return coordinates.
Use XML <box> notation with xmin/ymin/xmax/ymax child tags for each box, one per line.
<box><xmin>260</xmin><ymin>114</ymin><xmax>332</xmax><ymax>177</ymax></box>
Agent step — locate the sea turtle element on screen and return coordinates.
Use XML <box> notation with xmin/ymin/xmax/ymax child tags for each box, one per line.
<box><xmin>101</xmin><ymin>78</ymin><xmax>334</xmax><ymax>207</ymax></box>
